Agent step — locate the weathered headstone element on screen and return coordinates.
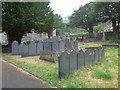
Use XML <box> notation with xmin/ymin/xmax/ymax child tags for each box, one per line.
<box><xmin>70</xmin><ymin>40</ymin><xmax>74</xmax><ymax>49</ymax></box>
<box><xmin>98</xmin><ymin>48</ymin><xmax>101</xmax><ymax>60</ymax></box>
<box><xmin>65</xmin><ymin>40</ymin><xmax>70</xmax><ymax>49</ymax></box>
<box><xmin>69</xmin><ymin>50</ymin><xmax>77</xmax><ymax>73</ymax></box>
<box><xmin>74</xmin><ymin>40</ymin><xmax>78</xmax><ymax>49</ymax></box>
<box><xmin>19</xmin><ymin>44</ymin><xmax>22</xmax><ymax>55</ymax></box>
<box><xmin>12</xmin><ymin>41</ymin><xmax>19</xmax><ymax>55</ymax></box>
<box><xmin>99</xmin><ymin>48</ymin><xmax>103</xmax><ymax>61</ymax></box>
<box><xmin>101</xmin><ymin>48</ymin><xmax>105</xmax><ymax>60</ymax></box>
<box><xmin>98</xmin><ymin>48</ymin><xmax>101</xmax><ymax>61</ymax></box>
<box><xmin>84</xmin><ymin>50</ymin><xmax>91</xmax><ymax>66</ymax></box>
<box><xmin>59</xmin><ymin>40</ymin><xmax>65</xmax><ymax>52</ymax></box>
<box><xmin>36</xmin><ymin>41</ymin><xmax>43</xmax><ymax>55</ymax></box>
<box><xmin>21</xmin><ymin>43</ymin><xmax>29</xmax><ymax>57</ymax></box>
<box><xmin>43</xmin><ymin>41</ymin><xmax>52</xmax><ymax>51</ymax></box>
<box><xmin>77</xmin><ymin>49</ymin><xmax>85</xmax><ymax>68</ymax></box>
<box><xmin>52</xmin><ymin>40</ymin><xmax>59</xmax><ymax>52</ymax></box>
<box><xmin>28</xmin><ymin>42</ymin><xmax>37</xmax><ymax>56</ymax></box>
<box><xmin>58</xmin><ymin>52</ymin><xmax>70</xmax><ymax>78</ymax></box>
<box><xmin>89</xmin><ymin>51</ymin><xmax>94</xmax><ymax>64</ymax></box>
<box><xmin>94</xmin><ymin>49</ymin><xmax>99</xmax><ymax>62</ymax></box>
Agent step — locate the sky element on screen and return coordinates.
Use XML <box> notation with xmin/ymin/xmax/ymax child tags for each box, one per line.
<box><xmin>50</xmin><ymin>0</ymin><xmax>94</xmax><ymax>20</ymax></box>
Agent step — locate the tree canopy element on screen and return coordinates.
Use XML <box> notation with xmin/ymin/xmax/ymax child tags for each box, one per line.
<box><xmin>68</xmin><ymin>2</ymin><xmax>98</xmax><ymax>37</ymax></box>
<box><xmin>94</xmin><ymin>2</ymin><xmax>120</xmax><ymax>34</ymax></box>
<box><xmin>2</xmin><ymin>2</ymin><xmax>54</xmax><ymax>45</ymax></box>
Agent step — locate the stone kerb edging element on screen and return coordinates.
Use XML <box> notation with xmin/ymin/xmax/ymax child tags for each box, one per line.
<box><xmin>58</xmin><ymin>47</ymin><xmax>105</xmax><ymax>79</ymax></box>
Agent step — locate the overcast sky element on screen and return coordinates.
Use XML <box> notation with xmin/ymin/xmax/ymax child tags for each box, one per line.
<box><xmin>50</xmin><ymin>0</ymin><xmax>94</xmax><ymax>20</ymax></box>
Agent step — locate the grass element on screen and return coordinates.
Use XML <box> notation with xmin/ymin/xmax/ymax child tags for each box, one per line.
<box><xmin>91</xmin><ymin>70</ymin><xmax>113</xmax><ymax>80</ymax></box>
<box><xmin>2</xmin><ymin>41</ymin><xmax>119</xmax><ymax>88</ymax></box>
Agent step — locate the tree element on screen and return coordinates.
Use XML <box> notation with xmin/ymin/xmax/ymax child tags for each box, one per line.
<box><xmin>2</xmin><ymin>2</ymin><xmax>54</xmax><ymax>46</ymax></box>
<box><xmin>53</xmin><ymin>14</ymin><xmax>64</xmax><ymax>35</ymax></box>
<box><xmin>69</xmin><ymin>2</ymin><xmax>98</xmax><ymax>37</ymax></box>
<box><xmin>94</xmin><ymin>2</ymin><xmax>120</xmax><ymax>34</ymax></box>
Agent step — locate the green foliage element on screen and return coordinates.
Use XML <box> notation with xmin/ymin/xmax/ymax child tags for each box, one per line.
<box><xmin>106</xmin><ymin>34</ymin><xmax>120</xmax><ymax>41</ymax></box>
<box><xmin>93</xmin><ymin>22</ymin><xmax>110</xmax><ymax>32</ymax></box>
<box><xmin>69</xmin><ymin>2</ymin><xmax>98</xmax><ymax>34</ymax></box>
<box><xmin>91</xmin><ymin>70</ymin><xmax>113</xmax><ymax>80</ymax></box>
<box><xmin>94</xmin><ymin>2</ymin><xmax>120</xmax><ymax>33</ymax></box>
<box><xmin>2</xmin><ymin>2</ymin><xmax>54</xmax><ymax>44</ymax></box>
<box><xmin>53</xmin><ymin>14</ymin><xmax>65</xmax><ymax>36</ymax></box>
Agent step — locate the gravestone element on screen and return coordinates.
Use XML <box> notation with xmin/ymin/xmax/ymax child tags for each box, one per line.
<box><xmin>58</xmin><ymin>52</ymin><xmax>70</xmax><ymax>78</ymax></box>
<box><xmin>99</xmin><ymin>48</ymin><xmax>103</xmax><ymax>61</ymax></box>
<box><xmin>101</xmin><ymin>48</ymin><xmax>105</xmax><ymax>60</ymax></box>
<box><xmin>65</xmin><ymin>40</ymin><xmax>70</xmax><ymax>49</ymax></box>
<box><xmin>28</xmin><ymin>42</ymin><xmax>37</xmax><ymax>56</ymax></box>
<box><xmin>70</xmin><ymin>40</ymin><xmax>74</xmax><ymax>49</ymax></box>
<box><xmin>21</xmin><ymin>43</ymin><xmax>29</xmax><ymax>57</ymax></box>
<box><xmin>59</xmin><ymin>40</ymin><xmax>65</xmax><ymax>52</ymax></box>
<box><xmin>94</xmin><ymin>49</ymin><xmax>99</xmax><ymax>62</ymax></box>
<box><xmin>98</xmin><ymin>48</ymin><xmax>101</xmax><ymax>61</ymax></box>
<box><xmin>69</xmin><ymin>50</ymin><xmax>77</xmax><ymax>73</ymax></box>
<box><xmin>36</xmin><ymin>41</ymin><xmax>43</xmax><ymax>55</ymax></box>
<box><xmin>77</xmin><ymin>49</ymin><xmax>85</xmax><ymax>68</ymax></box>
<box><xmin>19</xmin><ymin>44</ymin><xmax>22</xmax><ymax>55</ymax></box>
<box><xmin>89</xmin><ymin>51</ymin><xmax>94</xmax><ymax>64</ymax></box>
<box><xmin>74</xmin><ymin>40</ymin><xmax>78</xmax><ymax>49</ymax></box>
<box><xmin>52</xmin><ymin>40</ymin><xmax>59</xmax><ymax>52</ymax></box>
<box><xmin>84</xmin><ymin>50</ymin><xmax>91</xmax><ymax>66</ymax></box>
<box><xmin>12</xmin><ymin>41</ymin><xmax>19</xmax><ymax>55</ymax></box>
<box><xmin>43</xmin><ymin>41</ymin><xmax>52</xmax><ymax>51</ymax></box>
<box><xmin>100</xmin><ymin>48</ymin><xmax>104</xmax><ymax>60</ymax></box>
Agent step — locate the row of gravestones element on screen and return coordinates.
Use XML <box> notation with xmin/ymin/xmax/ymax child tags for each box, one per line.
<box><xmin>58</xmin><ymin>47</ymin><xmax>105</xmax><ymax>78</ymax></box>
<box><xmin>12</xmin><ymin>40</ymin><xmax>78</xmax><ymax>57</ymax></box>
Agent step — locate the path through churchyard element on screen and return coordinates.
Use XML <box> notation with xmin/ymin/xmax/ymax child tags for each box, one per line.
<box><xmin>2</xmin><ymin>59</ymin><xmax>51</xmax><ymax>88</ymax></box>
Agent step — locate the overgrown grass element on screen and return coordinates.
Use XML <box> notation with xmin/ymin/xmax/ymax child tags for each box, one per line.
<box><xmin>2</xmin><ymin>41</ymin><xmax>118</xmax><ymax>88</ymax></box>
<box><xmin>91</xmin><ymin>70</ymin><xmax>113</xmax><ymax>80</ymax></box>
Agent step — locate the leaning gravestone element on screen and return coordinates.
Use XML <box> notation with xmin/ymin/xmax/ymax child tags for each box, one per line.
<box><xmin>58</xmin><ymin>51</ymin><xmax>70</xmax><ymax>78</ymax></box>
<box><xmin>52</xmin><ymin>40</ymin><xmax>59</xmax><ymax>52</ymax></box>
<box><xmin>74</xmin><ymin>40</ymin><xmax>78</xmax><ymax>49</ymax></box>
<box><xmin>28</xmin><ymin>42</ymin><xmax>37</xmax><ymax>56</ymax></box>
<box><xmin>84</xmin><ymin>50</ymin><xmax>91</xmax><ymax>66</ymax></box>
<box><xmin>21</xmin><ymin>43</ymin><xmax>29</xmax><ymax>57</ymax></box>
<box><xmin>69</xmin><ymin>50</ymin><xmax>77</xmax><ymax>73</ymax></box>
<box><xmin>59</xmin><ymin>40</ymin><xmax>65</xmax><ymax>52</ymax></box>
<box><xmin>12</xmin><ymin>41</ymin><xmax>19</xmax><ymax>55</ymax></box>
<box><xmin>36</xmin><ymin>41</ymin><xmax>43</xmax><ymax>55</ymax></box>
<box><xmin>43</xmin><ymin>41</ymin><xmax>52</xmax><ymax>51</ymax></box>
<box><xmin>78</xmin><ymin>49</ymin><xmax>85</xmax><ymax>68</ymax></box>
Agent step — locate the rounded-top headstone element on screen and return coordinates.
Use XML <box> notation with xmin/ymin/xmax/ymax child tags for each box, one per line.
<box><xmin>12</xmin><ymin>41</ymin><xmax>19</xmax><ymax>55</ymax></box>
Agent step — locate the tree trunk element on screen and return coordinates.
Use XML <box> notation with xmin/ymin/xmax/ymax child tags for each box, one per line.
<box><xmin>7</xmin><ymin>29</ymin><xmax>23</xmax><ymax>47</ymax></box>
<box><xmin>112</xmin><ymin>19</ymin><xmax>119</xmax><ymax>34</ymax></box>
<box><xmin>48</xmin><ymin>32</ymin><xmax>52</xmax><ymax>39</ymax></box>
<box><xmin>88</xmin><ymin>26</ymin><xmax>94</xmax><ymax>38</ymax></box>
<box><xmin>117</xmin><ymin>20</ymin><xmax>120</xmax><ymax>33</ymax></box>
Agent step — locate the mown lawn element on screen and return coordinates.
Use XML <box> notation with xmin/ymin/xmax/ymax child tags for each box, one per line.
<box><xmin>2</xmin><ymin>41</ymin><xmax>119</xmax><ymax>88</ymax></box>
